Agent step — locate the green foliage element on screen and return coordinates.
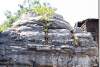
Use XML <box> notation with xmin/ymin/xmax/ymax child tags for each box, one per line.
<box><xmin>20</xmin><ymin>8</ymin><xmax>29</xmax><ymax>14</ymax></box>
<box><xmin>32</xmin><ymin>6</ymin><xmax>55</xmax><ymax>20</ymax></box>
<box><xmin>0</xmin><ymin>0</ymin><xmax>55</xmax><ymax>32</ymax></box>
<box><xmin>43</xmin><ymin>28</ymin><xmax>48</xmax><ymax>32</ymax></box>
<box><xmin>73</xmin><ymin>36</ymin><xmax>79</xmax><ymax>46</ymax></box>
<box><xmin>4</xmin><ymin>10</ymin><xmax>12</xmax><ymax>19</ymax></box>
<box><xmin>9</xmin><ymin>16</ymin><xmax>18</xmax><ymax>23</ymax></box>
<box><xmin>0</xmin><ymin>16</ymin><xmax>19</xmax><ymax>32</ymax></box>
<box><xmin>24</xmin><ymin>0</ymin><xmax>41</xmax><ymax>9</ymax></box>
<box><xmin>0</xmin><ymin>4</ymin><xmax>29</xmax><ymax>32</ymax></box>
<box><xmin>0</xmin><ymin>21</ymin><xmax>11</xmax><ymax>32</ymax></box>
<box><xmin>0</xmin><ymin>12</ymin><xmax>20</xmax><ymax>32</ymax></box>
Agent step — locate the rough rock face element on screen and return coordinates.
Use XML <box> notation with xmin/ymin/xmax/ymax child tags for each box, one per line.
<box><xmin>0</xmin><ymin>13</ymin><xmax>98</xmax><ymax>67</ymax></box>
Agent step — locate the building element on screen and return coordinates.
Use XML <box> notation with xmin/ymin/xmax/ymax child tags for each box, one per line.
<box><xmin>74</xmin><ymin>18</ymin><xmax>99</xmax><ymax>45</ymax></box>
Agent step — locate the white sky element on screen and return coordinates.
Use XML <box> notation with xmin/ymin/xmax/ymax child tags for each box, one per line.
<box><xmin>0</xmin><ymin>0</ymin><xmax>98</xmax><ymax>27</ymax></box>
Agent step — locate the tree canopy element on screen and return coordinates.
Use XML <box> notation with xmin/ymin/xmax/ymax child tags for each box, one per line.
<box><xmin>0</xmin><ymin>0</ymin><xmax>56</xmax><ymax>32</ymax></box>
<box><xmin>33</xmin><ymin>6</ymin><xmax>55</xmax><ymax>20</ymax></box>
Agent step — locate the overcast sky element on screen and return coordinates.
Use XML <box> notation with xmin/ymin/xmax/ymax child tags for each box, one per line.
<box><xmin>0</xmin><ymin>0</ymin><xmax>98</xmax><ymax>27</ymax></box>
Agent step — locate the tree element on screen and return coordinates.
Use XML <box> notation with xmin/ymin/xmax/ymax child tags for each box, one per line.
<box><xmin>22</xmin><ymin>0</ymin><xmax>41</xmax><ymax>10</ymax></box>
<box><xmin>4</xmin><ymin>10</ymin><xmax>12</xmax><ymax>19</ymax></box>
<box><xmin>0</xmin><ymin>10</ymin><xmax>20</xmax><ymax>32</ymax></box>
<box><xmin>33</xmin><ymin>6</ymin><xmax>55</xmax><ymax>45</ymax></box>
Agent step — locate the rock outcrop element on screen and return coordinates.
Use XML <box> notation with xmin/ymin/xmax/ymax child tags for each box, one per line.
<box><xmin>0</xmin><ymin>13</ymin><xmax>98</xmax><ymax>67</ymax></box>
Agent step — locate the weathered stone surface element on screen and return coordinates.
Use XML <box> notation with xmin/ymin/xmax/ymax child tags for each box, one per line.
<box><xmin>0</xmin><ymin>13</ymin><xmax>98</xmax><ymax>67</ymax></box>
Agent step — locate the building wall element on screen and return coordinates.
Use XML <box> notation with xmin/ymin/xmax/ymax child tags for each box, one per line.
<box><xmin>86</xmin><ymin>21</ymin><xmax>99</xmax><ymax>45</ymax></box>
<box><xmin>76</xmin><ymin>19</ymin><xmax>99</xmax><ymax>45</ymax></box>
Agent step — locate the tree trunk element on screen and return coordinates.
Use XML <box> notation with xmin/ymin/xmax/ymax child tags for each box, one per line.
<box><xmin>44</xmin><ymin>22</ymin><xmax>49</xmax><ymax>45</ymax></box>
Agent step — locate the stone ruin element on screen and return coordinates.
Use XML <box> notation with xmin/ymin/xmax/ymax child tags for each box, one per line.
<box><xmin>0</xmin><ymin>13</ymin><xmax>98</xmax><ymax>67</ymax></box>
